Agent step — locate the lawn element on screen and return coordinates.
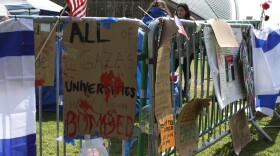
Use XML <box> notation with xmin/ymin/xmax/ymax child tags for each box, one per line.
<box><xmin>36</xmin><ymin>57</ymin><xmax>280</xmax><ymax>155</ymax></box>
<box><xmin>36</xmin><ymin>112</ymin><xmax>279</xmax><ymax>155</ymax></box>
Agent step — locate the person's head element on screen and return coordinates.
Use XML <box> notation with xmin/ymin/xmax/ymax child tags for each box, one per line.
<box><xmin>146</xmin><ymin>0</ymin><xmax>172</xmax><ymax>16</ymax></box>
<box><xmin>176</xmin><ymin>3</ymin><xmax>191</xmax><ymax>19</ymax></box>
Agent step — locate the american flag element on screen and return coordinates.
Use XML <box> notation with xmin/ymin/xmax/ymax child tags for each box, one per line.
<box><xmin>65</xmin><ymin>0</ymin><xmax>87</xmax><ymax>17</ymax></box>
<box><xmin>174</xmin><ymin>15</ymin><xmax>189</xmax><ymax>40</ymax></box>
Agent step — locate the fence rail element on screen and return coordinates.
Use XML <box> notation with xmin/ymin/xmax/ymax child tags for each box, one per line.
<box><xmin>1</xmin><ymin>15</ymin><xmax>275</xmax><ymax>156</ymax></box>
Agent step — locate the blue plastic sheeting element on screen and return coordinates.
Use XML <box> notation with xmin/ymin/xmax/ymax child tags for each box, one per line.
<box><xmin>136</xmin><ymin>6</ymin><xmax>170</xmax><ymax>111</ymax></box>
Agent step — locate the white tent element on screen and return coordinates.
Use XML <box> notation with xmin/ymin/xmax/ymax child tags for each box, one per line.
<box><xmin>0</xmin><ymin>0</ymin><xmax>63</xmax><ymax>15</ymax></box>
<box><xmin>0</xmin><ymin>3</ymin><xmax>9</xmax><ymax>16</ymax></box>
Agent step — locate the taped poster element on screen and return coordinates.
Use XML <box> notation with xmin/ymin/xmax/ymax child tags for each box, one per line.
<box><xmin>203</xmin><ymin>27</ymin><xmax>246</xmax><ymax>109</ymax></box>
<box><xmin>34</xmin><ymin>22</ymin><xmax>56</xmax><ymax>86</ymax></box>
<box><xmin>158</xmin><ymin>114</ymin><xmax>175</xmax><ymax>152</ymax></box>
<box><xmin>62</xmin><ymin>20</ymin><xmax>138</xmax><ymax>139</ymax></box>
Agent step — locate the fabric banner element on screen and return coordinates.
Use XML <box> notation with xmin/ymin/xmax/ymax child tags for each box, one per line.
<box><xmin>253</xmin><ymin>27</ymin><xmax>280</xmax><ymax>92</ymax></box>
<box><xmin>252</xmin><ymin>27</ymin><xmax>280</xmax><ymax>116</ymax></box>
<box><xmin>0</xmin><ymin>18</ymin><xmax>36</xmax><ymax>156</ymax></box>
<box><xmin>252</xmin><ymin>27</ymin><xmax>280</xmax><ymax>95</ymax></box>
<box><xmin>62</xmin><ymin>20</ymin><xmax>138</xmax><ymax>139</ymax></box>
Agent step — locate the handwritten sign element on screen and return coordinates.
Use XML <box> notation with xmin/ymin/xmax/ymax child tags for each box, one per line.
<box><xmin>158</xmin><ymin>114</ymin><xmax>175</xmax><ymax>152</ymax></box>
<box><xmin>176</xmin><ymin>98</ymin><xmax>210</xmax><ymax>155</ymax></box>
<box><xmin>155</xmin><ymin>19</ymin><xmax>178</xmax><ymax>120</ymax></box>
<box><xmin>34</xmin><ymin>23</ymin><xmax>56</xmax><ymax>86</ymax></box>
<box><xmin>62</xmin><ymin>20</ymin><xmax>138</xmax><ymax>139</ymax></box>
<box><xmin>229</xmin><ymin>108</ymin><xmax>252</xmax><ymax>155</ymax></box>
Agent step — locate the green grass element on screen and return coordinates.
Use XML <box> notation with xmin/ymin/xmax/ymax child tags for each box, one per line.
<box><xmin>36</xmin><ymin>58</ymin><xmax>280</xmax><ymax>155</ymax></box>
<box><xmin>36</xmin><ymin>111</ymin><xmax>280</xmax><ymax>155</ymax></box>
<box><xmin>197</xmin><ymin>116</ymin><xmax>280</xmax><ymax>156</ymax></box>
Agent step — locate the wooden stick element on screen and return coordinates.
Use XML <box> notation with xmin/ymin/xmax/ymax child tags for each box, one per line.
<box><xmin>138</xmin><ymin>6</ymin><xmax>154</xmax><ymax>20</ymax></box>
<box><xmin>35</xmin><ymin>4</ymin><xmax>68</xmax><ymax>62</ymax></box>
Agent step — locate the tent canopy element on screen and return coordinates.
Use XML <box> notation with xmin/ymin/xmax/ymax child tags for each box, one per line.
<box><xmin>0</xmin><ymin>0</ymin><xmax>63</xmax><ymax>15</ymax></box>
<box><xmin>0</xmin><ymin>3</ymin><xmax>9</xmax><ymax>16</ymax></box>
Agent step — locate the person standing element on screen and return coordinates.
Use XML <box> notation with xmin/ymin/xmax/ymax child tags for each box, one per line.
<box><xmin>174</xmin><ymin>3</ymin><xmax>194</xmax><ymax>96</ymax></box>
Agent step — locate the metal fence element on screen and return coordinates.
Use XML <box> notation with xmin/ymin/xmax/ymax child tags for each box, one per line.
<box><xmin>51</xmin><ymin>0</ymin><xmax>153</xmax><ymax>18</ymax></box>
<box><xmin>143</xmin><ymin>18</ymin><xmax>275</xmax><ymax>155</ymax></box>
<box><xmin>5</xmin><ymin>15</ymin><xmax>277</xmax><ymax>156</ymax></box>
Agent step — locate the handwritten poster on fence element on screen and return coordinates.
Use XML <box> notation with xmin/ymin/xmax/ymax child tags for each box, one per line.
<box><xmin>229</xmin><ymin>108</ymin><xmax>252</xmax><ymax>155</ymax></box>
<box><xmin>34</xmin><ymin>23</ymin><xmax>56</xmax><ymax>86</ymax></box>
<box><xmin>175</xmin><ymin>98</ymin><xmax>210</xmax><ymax>156</ymax></box>
<box><xmin>155</xmin><ymin>19</ymin><xmax>178</xmax><ymax>120</ymax></box>
<box><xmin>203</xmin><ymin>27</ymin><xmax>246</xmax><ymax>109</ymax></box>
<box><xmin>158</xmin><ymin>114</ymin><xmax>175</xmax><ymax>152</ymax></box>
<box><xmin>62</xmin><ymin>20</ymin><xmax>138</xmax><ymax>139</ymax></box>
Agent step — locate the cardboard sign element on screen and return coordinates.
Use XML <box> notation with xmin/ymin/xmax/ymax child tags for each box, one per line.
<box><xmin>34</xmin><ymin>23</ymin><xmax>56</xmax><ymax>86</ymax></box>
<box><xmin>155</xmin><ymin>19</ymin><xmax>178</xmax><ymax>120</ymax></box>
<box><xmin>62</xmin><ymin>20</ymin><xmax>138</xmax><ymax>139</ymax></box>
<box><xmin>158</xmin><ymin>114</ymin><xmax>175</xmax><ymax>152</ymax></box>
<box><xmin>176</xmin><ymin>98</ymin><xmax>210</xmax><ymax>156</ymax></box>
<box><xmin>229</xmin><ymin>108</ymin><xmax>252</xmax><ymax>155</ymax></box>
<box><xmin>208</xmin><ymin>19</ymin><xmax>238</xmax><ymax>47</ymax></box>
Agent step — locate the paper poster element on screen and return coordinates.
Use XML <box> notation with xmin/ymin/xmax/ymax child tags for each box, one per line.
<box><xmin>158</xmin><ymin>114</ymin><xmax>175</xmax><ymax>152</ymax></box>
<box><xmin>208</xmin><ymin>19</ymin><xmax>238</xmax><ymax>47</ymax></box>
<box><xmin>79</xmin><ymin>138</ymin><xmax>108</xmax><ymax>156</ymax></box>
<box><xmin>34</xmin><ymin>22</ymin><xmax>56</xmax><ymax>86</ymax></box>
<box><xmin>229</xmin><ymin>108</ymin><xmax>252</xmax><ymax>155</ymax></box>
<box><xmin>240</xmin><ymin>39</ymin><xmax>255</xmax><ymax>110</ymax></box>
<box><xmin>175</xmin><ymin>98</ymin><xmax>210</xmax><ymax>155</ymax></box>
<box><xmin>203</xmin><ymin>27</ymin><xmax>246</xmax><ymax>109</ymax></box>
<box><xmin>62</xmin><ymin>20</ymin><xmax>138</xmax><ymax>139</ymax></box>
<box><xmin>155</xmin><ymin>19</ymin><xmax>178</xmax><ymax>120</ymax></box>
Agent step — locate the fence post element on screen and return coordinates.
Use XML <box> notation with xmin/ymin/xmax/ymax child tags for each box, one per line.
<box><xmin>137</xmin><ymin>32</ymin><xmax>148</xmax><ymax>156</ymax></box>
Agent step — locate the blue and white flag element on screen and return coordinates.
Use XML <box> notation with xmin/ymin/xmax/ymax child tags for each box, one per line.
<box><xmin>0</xmin><ymin>19</ymin><xmax>36</xmax><ymax>155</ymax></box>
<box><xmin>252</xmin><ymin>27</ymin><xmax>280</xmax><ymax>116</ymax></box>
<box><xmin>256</xmin><ymin>91</ymin><xmax>280</xmax><ymax>117</ymax></box>
<box><xmin>253</xmin><ymin>27</ymin><xmax>280</xmax><ymax>93</ymax></box>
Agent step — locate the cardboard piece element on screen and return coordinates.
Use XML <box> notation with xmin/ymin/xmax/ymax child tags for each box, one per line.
<box><xmin>229</xmin><ymin>108</ymin><xmax>252</xmax><ymax>155</ymax></box>
<box><xmin>62</xmin><ymin>20</ymin><xmax>138</xmax><ymax>139</ymax></box>
<box><xmin>175</xmin><ymin>98</ymin><xmax>211</xmax><ymax>156</ymax></box>
<box><xmin>208</xmin><ymin>19</ymin><xmax>238</xmax><ymax>47</ymax></box>
<box><xmin>155</xmin><ymin>19</ymin><xmax>178</xmax><ymax>120</ymax></box>
<box><xmin>158</xmin><ymin>114</ymin><xmax>175</xmax><ymax>152</ymax></box>
<box><xmin>34</xmin><ymin>22</ymin><xmax>56</xmax><ymax>86</ymax></box>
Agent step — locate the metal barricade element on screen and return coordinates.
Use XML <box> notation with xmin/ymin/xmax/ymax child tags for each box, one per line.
<box><xmin>145</xmin><ymin>18</ymin><xmax>273</xmax><ymax>155</ymax></box>
<box><xmin>3</xmin><ymin>15</ymin><xmax>275</xmax><ymax>156</ymax></box>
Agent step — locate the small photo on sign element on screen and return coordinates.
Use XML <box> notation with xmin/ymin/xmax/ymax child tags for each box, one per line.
<box><xmin>225</xmin><ymin>55</ymin><xmax>235</xmax><ymax>82</ymax></box>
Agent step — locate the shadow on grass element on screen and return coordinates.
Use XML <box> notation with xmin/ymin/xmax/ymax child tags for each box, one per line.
<box><xmin>36</xmin><ymin>111</ymin><xmax>64</xmax><ymax>122</ymax></box>
<box><xmin>209</xmin><ymin>117</ymin><xmax>280</xmax><ymax>156</ymax></box>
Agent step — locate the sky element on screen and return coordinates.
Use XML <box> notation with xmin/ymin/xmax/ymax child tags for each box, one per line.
<box><xmin>237</xmin><ymin>0</ymin><xmax>280</xmax><ymax>27</ymax></box>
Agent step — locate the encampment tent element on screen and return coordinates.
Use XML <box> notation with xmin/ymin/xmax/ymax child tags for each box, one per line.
<box><xmin>0</xmin><ymin>3</ymin><xmax>9</xmax><ymax>16</ymax></box>
<box><xmin>0</xmin><ymin>0</ymin><xmax>62</xmax><ymax>15</ymax></box>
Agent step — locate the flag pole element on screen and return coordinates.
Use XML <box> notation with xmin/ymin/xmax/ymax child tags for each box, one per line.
<box><xmin>138</xmin><ymin>6</ymin><xmax>154</xmax><ymax>20</ymax></box>
<box><xmin>35</xmin><ymin>4</ymin><xmax>68</xmax><ymax>62</ymax></box>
